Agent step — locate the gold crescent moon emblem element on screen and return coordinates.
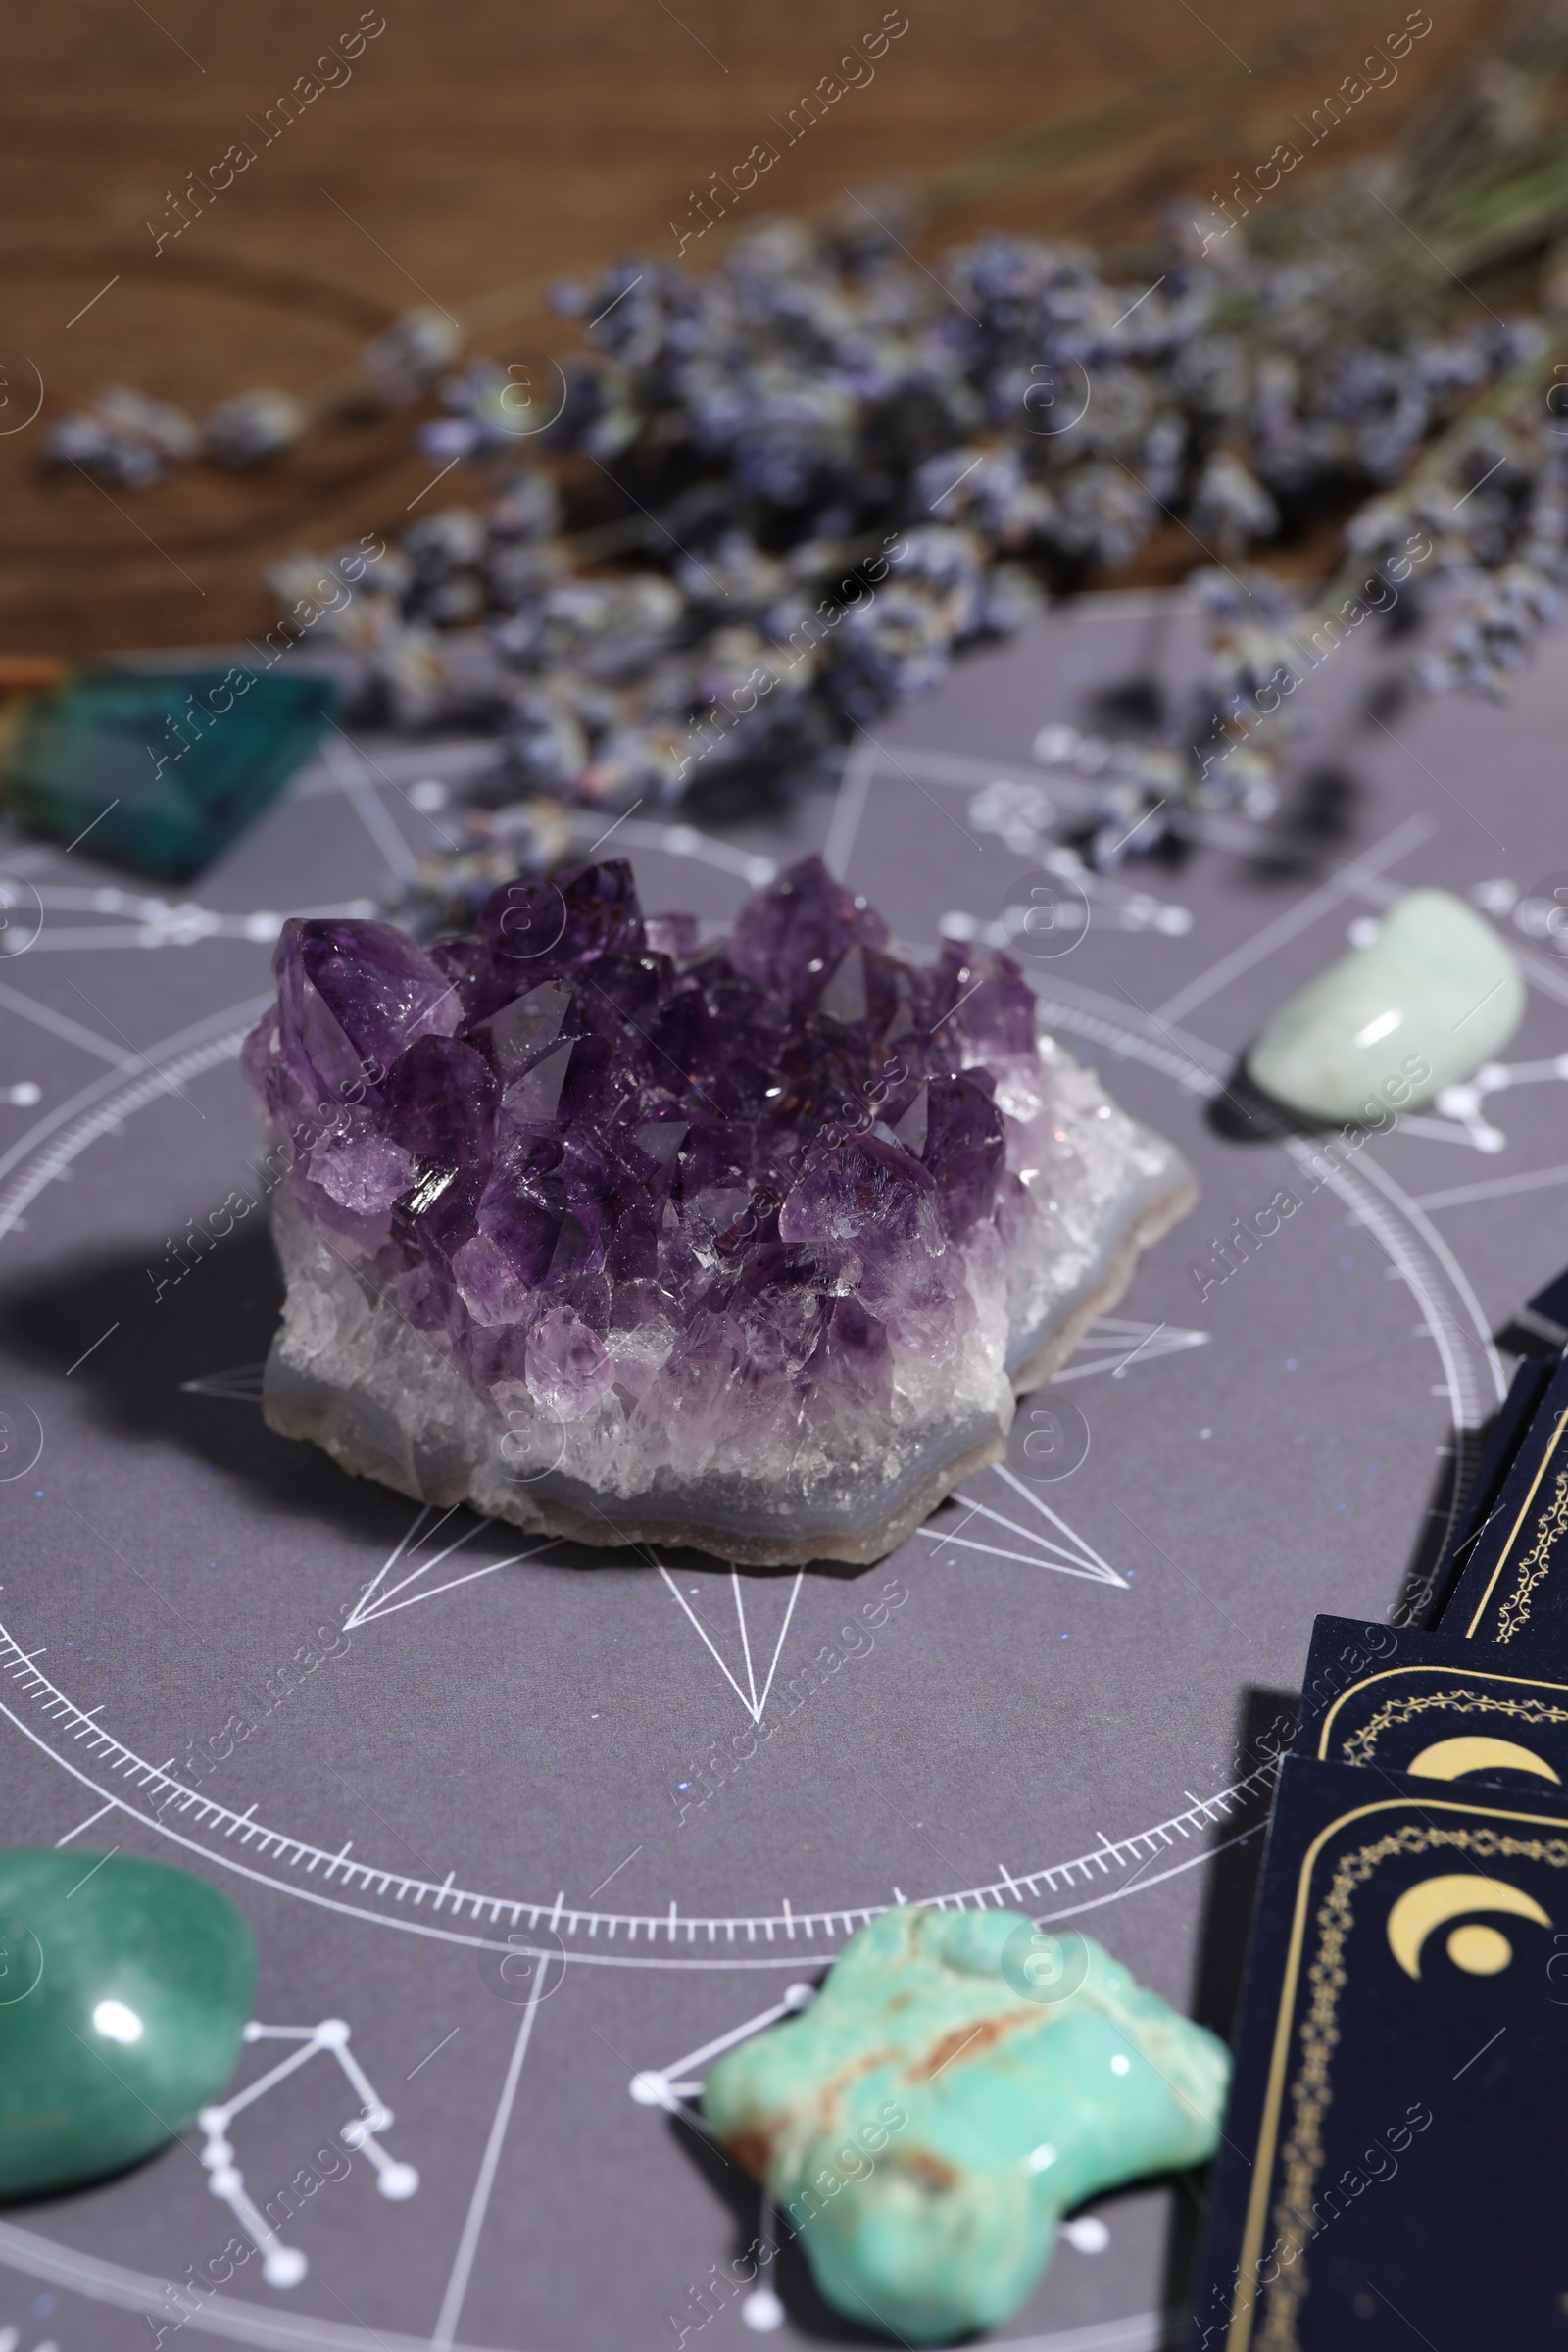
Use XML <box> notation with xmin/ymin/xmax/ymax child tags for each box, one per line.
<box><xmin>1386</xmin><ymin>1874</ymin><xmax>1551</xmax><ymax>1980</ymax></box>
<box><xmin>1406</xmin><ymin>1735</ymin><xmax>1561</xmax><ymax>1785</ymax></box>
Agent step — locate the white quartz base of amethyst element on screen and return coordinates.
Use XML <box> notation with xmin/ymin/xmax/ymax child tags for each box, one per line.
<box><xmin>248</xmin><ymin>858</ymin><xmax>1196</xmax><ymax>1567</ymax></box>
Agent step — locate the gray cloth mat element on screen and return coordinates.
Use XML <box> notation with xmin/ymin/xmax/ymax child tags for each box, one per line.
<box><xmin>0</xmin><ymin>582</ymin><xmax>1562</xmax><ymax>2351</ymax></box>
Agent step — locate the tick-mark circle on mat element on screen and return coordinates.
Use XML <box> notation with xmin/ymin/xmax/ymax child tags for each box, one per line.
<box><xmin>1000</xmin><ymin>1922</ymin><xmax>1090</xmax><ymax>2004</ymax></box>
<box><xmin>476</xmin><ymin>1924</ymin><xmax>567</xmax><ymax>2005</ymax></box>
<box><xmin>487</xmin><ymin>347</ymin><xmax>569</xmax><ymax>439</ymax></box>
<box><xmin>0</xmin><ymin>351</ymin><xmax>44</xmax><ymax>436</ymax></box>
<box><xmin>1018</xmin><ymin>1396</ymin><xmax>1090</xmax><ymax>1481</ymax></box>
<box><xmin>0</xmin><ymin>1399</ymin><xmax>44</xmax><ymax>1483</ymax></box>
<box><xmin>998</xmin><ymin>870</ymin><xmax>1091</xmax><ymax>962</ymax></box>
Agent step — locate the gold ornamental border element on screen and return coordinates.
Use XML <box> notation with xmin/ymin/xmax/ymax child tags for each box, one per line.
<box><xmin>1315</xmin><ymin>1668</ymin><xmax>1568</xmax><ymax>1768</ymax></box>
<box><xmin>1226</xmin><ymin>1797</ymin><xmax>1568</xmax><ymax>2352</ymax></box>
<box><xmin>1495</xmin><ymin>1469</ymin><xmax>1568</xmax><ymax>1643</ymax></box>
<box><xmin>1462</xmin><ymin>1408</ymin><xmax>1568</xmax><ymax>1641</ymax></box>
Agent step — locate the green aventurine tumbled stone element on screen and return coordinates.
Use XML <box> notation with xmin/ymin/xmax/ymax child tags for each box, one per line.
<box><xmin>704</xmin><ymin>1907</ymin><xmax>1229</xmax><ymax>2343</ymax></box>
<box><xmin>0</xmin><ymin>1850</ymin><xmax>254</xmax><ymax>2198</ymax></box>
<box><xmin>1246</xmin><ymin>886</ymin><xmax>1524</xmax><ymax>1123</ymax></box>
<box><xmin>1</xmin><ymin>666</ymin><xmax>337</xmax><ymax>882</ymax></box>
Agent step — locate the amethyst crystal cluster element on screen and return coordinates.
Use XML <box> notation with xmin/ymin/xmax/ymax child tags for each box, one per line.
<box><xmin>245</xmin><ymin>858</ymin><xmax>1193</xmax><ymax>1564</ymax></box>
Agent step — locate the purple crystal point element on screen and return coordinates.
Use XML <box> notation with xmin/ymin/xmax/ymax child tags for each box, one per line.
<box><xmin>728</xmin><ymin>857</ymin><xmax>889</xmax><ymax>1003</ymax></box>
<box><xmin>473</xmin><ymin>979</ymin><xmax>570</xmax><ymax>1075</ymax></box>
<box><xmin>820</xmin><ymin>1293</ymin><xmax>893</xmax><ymax>1416</ymax></box>
<box><xmin>502</xmin><ymin>1040</ymin><xmax>575</xmax><ymax>1125</ymax></box>
<box><xmin>646</xmin><ymin>911</ymin><xmax>700</xmax><ymax>962</ymax></box>
<box><xmin>307</xmin><ymin>1113</ymin><xmax>416</xmax><ymax>1218</ymax></box>
<box><xmin>458</xmin><ymin>1127</ymin><xmax>566</xmax><ymax>1318</ymax></box>
<box><xmin>779</xmin><ymin>1133</ymin><xmax>941</xmax><ymax>1256</ymax></box>
<box><xmin>291</xmin><ymin>917</ymin><xmax>460</xmax><ymax>1072</ymax></box>
<box><xmin>256</xmin><ymin>917</ymin><xmax>456</xmax><ymax>1175</ymax></box>
<box><xmin>381</xmin><ymin>1036</ymin><xmax>498</xmax><ymax>1166</ymax></box>
<box><xmin>922</xmin><ymin>939</ymin><xmax>1037</xmax><ymax>1060</ymax></box>
<box><xmin>778</xmin><ymin>1136</ymin><xmax>958</xmax><ymax>1355</ymax></box>
<box><xmin>248</xmin><ymin>856</ymin><xmax>1195</xmax><ymax>1565</ymax></box>
<box><xmin>918</xmin><ymin>1075</ymin><xmax>1006</xmax><ymax>1239</ymax></box>
<box><xmin>526</xmin><ymin>1302</ymin><xmax>614</xmax><ymax>1421</ymax></box>
<box><xmin>477</xmin><ymin>857</ymin><xmax>645</xmax><ymax>977</ymax></box>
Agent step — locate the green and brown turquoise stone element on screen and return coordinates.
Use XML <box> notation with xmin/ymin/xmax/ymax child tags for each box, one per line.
<box><xmin>706</xmin><ymin>1906</ymin><xmax>1229</xmax><ymax>2343</ymax></box>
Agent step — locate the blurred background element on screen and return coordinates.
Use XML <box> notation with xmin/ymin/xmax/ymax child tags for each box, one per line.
<box><xmin>0</xmin><ymin>0</ymin><xmax>1519</xmax><ymax>654</ymax></box>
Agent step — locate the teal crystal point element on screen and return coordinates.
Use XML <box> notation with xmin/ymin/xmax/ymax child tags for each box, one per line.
<box><xmin>704</xmin><ymin>1907</ymin><xmax>1229</xmax><ymax>2343</ymax></box>
<box><xmin>0</xmin><ymin>1849</ymin><xmax>254</xmax><ymax>2198</ymax></box>
<box><xmin>1246</xmin><ymin>886</ymin><xmax>1524</xmax><ymax>1123</ymax></box>
<box><xmin>1</xmin><ymin>666</ymin><xmax>337</xmax><ymax>882</ymax></box>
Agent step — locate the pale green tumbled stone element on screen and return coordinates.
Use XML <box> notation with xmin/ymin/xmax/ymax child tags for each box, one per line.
<box><xmin>704</xmin><ymin>1907</ymin><xmax>1229</xmax><ymax>2344</ymax></box>
<box><xmin>1247</xmin><ymin>887</ymin><xmax>1523</xmax><ymax>1123</ymax></box>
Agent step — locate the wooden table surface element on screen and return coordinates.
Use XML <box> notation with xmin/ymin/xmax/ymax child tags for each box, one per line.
<box><xmin>0</xmin><ymin>0</ymin><xmax>1498</xmax><ymax>655</ymax></box>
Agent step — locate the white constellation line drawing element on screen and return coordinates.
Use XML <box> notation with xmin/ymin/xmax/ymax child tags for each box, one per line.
<box><xmin>629</xmin><ymin>1978</ymin><xmax>1118</xmax><ymax>2335</ymax></box>
<box><xmin>1048</xmin><ymin>1315</ymin><xmax>1209</xmax><ymax>1383</ymax></box>
<box><xmin>1415</xmin><ymin>1054</ymin><xmax>1568</xmax><ymax>1155</ymax></box>
<box><xmin>630</xmin><ymin>1984</ymin><xmax>818</xmax><ymax>2335</ymax></box>
<box><xmin>631</xmin><ymin>1982</ymin><xmax>817</xmax><ymax>2113</ymax></box>
<box><xmin>344</xmin><ymin>1503</ymin><xmax>559</xmax><ymax>1628</ymax></box>
<box><xmin>197</xmin><ymin>2018</ymin><xmax>417</xmax><ymax>2289</ymax></box>
<box><xmin>920</xmin><ymin>1461</ymin><xmax>1128</xmax><ymax>1586</ymax></box>
<box><xmin>658</xmin><ymin>1314</ymin><xmax>1171</xmax><ymax>1712</ymax></box>
<box><xmin>657</xmin><ymin>1562</ymin><xmax>804</xmax><ymax>1726</ymax></box>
